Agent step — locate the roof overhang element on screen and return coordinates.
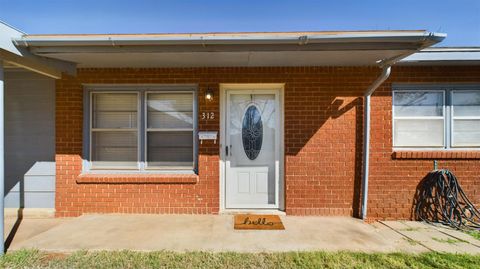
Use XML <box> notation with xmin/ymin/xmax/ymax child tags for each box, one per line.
<box><xmin>399</xmin><ymin>47</ymin><xmax>480</xmax><ymax>66</ymax></box>
<box><xmin>0</xmin><ymin>21</ymin><xmax>76</xmax><ymax>78</ymax></box>
<box><xmin>13</xmin><ymin>30</ymin><xmax>446</xmax><ymax>68</ymax></box>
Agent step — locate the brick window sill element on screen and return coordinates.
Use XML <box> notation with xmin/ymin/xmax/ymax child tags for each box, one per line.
<box><xmin>392</xmin><ymin>151</ymin><xmax>480</xmax><ymax>160</ymax></box>
<box><xmin>76</xmin><ymin>174</ymin><xmax>199</xmax><ymax>184</ymax></box>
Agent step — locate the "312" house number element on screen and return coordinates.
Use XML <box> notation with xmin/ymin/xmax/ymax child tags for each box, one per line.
<box><xmin>201</xmin><ymin>112</ymin><xmax>215</xmax><ymax>120</ymax></box>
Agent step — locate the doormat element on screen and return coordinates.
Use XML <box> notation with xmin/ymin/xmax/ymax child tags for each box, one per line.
<box><xmin>234</xmin><ymin>214</ymin><xmax>285</xmax><ymax>230</ymax></box>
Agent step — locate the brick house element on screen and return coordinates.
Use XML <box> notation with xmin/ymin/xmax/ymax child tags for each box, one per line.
<box><xmin>1</xmin><ymin>21</ymin><xmax>479</xmax><ymax>223</ymax></box>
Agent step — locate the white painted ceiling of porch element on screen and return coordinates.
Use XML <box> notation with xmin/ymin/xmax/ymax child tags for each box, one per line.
<box><xmin>38</xmin><ymin>50</ymin><xmax>410</xmax><ymax>68</ymax></box>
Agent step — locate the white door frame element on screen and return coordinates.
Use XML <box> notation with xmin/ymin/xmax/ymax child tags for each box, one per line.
<box><xmin>219</xmin><ymin>83</ymin><xmax>285</xmax><ymax>212</ymax></box>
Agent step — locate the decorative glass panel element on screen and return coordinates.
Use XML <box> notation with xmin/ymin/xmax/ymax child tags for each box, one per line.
<box><xmin>242</xmin><ymin>105</ymin><xmax>263</xmax><ymax>160</ymax></box>
<box><xmin>394</xmin><ymin>91</ymin><xmax>443</xmax><ymax>117</ymax></box>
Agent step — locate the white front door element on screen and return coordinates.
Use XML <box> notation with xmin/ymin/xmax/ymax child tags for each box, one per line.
<box><xmin>225</xmin><ymin>90</ymin><xmax>280</xmax><ymax>209</ymax></box>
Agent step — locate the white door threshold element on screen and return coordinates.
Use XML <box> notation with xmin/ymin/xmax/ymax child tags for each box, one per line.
<box><xmin>220</xmin><ymin>209</ymin><xmax>286</xmax><ymax>215</ymax></box>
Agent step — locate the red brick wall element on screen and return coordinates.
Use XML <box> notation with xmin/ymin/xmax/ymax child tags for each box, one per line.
<box><xmin>367</xmin><ymin>66</ymin><xmax>480</xmax><ymax>220</ymax></box>
<box><xmin>55</xmin><ymin>66</ymin><xmax>480</xmax><ymax>219</ymax></box>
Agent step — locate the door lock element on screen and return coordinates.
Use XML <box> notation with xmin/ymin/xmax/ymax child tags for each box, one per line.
<box><xmin>225</xmin><ymin>145</ymin><xmax>232</xmax><ymax>156</ymax></box>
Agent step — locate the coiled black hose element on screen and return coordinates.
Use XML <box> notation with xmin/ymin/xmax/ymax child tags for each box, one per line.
<box><xmin>414</xmin><ymin>169</ymin><xmax>480</xmax><ymax>230</ymax></box>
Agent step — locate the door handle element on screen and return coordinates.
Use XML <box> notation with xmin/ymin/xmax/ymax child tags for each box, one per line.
<box><xmin>225</xmin><ymin>145</ymin><xmax>232</xmax><ymax>156</ymax></box>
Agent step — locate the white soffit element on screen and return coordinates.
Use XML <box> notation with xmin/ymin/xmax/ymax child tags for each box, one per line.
<box><xmin>44</xmin><ymin>50</ymin><xmax>412</xmax><ymax>68</ymax></box>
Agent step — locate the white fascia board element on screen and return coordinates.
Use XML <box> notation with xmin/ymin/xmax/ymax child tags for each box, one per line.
<box><xmin>0</xmin><ymin>21</ymin><xmax>24</xmax><ymax>55</ymax></box>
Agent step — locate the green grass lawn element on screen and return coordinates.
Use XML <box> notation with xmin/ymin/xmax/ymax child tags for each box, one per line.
<box><xmin>1</xmin><ymin>249</ymin><xmax>480</xmax><ymax>269</ymax></box>
<box><xmin>466</xmin><ymin>230</ymin><xmax>480</xmax><ymax>241</ymax></box>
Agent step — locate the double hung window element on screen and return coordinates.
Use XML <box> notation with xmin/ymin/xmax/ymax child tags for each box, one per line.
<box><xmin>393</xmin><ymin>86</ymin><xmax>480</xmax><ymax>149</ymax></box>
<box><xmin>86</xmin><ymin>86</ymin><xmax>197</xmax><ymax>172</ymax></box>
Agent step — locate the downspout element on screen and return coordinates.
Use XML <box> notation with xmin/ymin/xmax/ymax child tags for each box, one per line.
<box><xmin>0</xmin><ymin>61</ymin><xmax>4</xmax><ymax>254</ymax></box>
<box><xmin>361</xmin><ymin>65</ymin><xmax>391</xmax><ymax>220</ymax></box>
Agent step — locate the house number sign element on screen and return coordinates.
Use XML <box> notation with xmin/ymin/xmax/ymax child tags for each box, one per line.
<box><xmin>201</xmin><ymin>112</ymin><xmax>215</xmax><ymax>120</ymax></box>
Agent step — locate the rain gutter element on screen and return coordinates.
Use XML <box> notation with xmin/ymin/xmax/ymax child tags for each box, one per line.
<box><xmin>13</xmin><ymin>31</ymin><xmax>446</xmax><ymax>47</ymax></box>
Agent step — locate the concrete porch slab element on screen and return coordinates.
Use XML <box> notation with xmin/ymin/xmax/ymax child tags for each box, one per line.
<box><xmin>7</xmin><ymin>214</ymin><xmax>424</xmax><ymax>253</ymax></box>
<box><xmin>4</xmin><ymin>216</ymin><xmax>70</xmax><ymax>249</ymax></box>
<box><xmin>6</xmin><ymin>214</ymin><xmax>480</xmax><ymax>254</ymax></box>
<box><xmin>379</xmin><ymin>221</ymin><xmax>480</xmax><ymax>254</ymax></box>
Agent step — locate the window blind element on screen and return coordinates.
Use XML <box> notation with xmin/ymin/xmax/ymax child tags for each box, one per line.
<box><xmin>146</xmin><ymin>92</ymin><xmax>194</xmax><ymax>169</ymax></box>
<box><xmin>452</xmin><ymin>91</ymin><xmax>480</xmax><ymax>147</ymax></box>
<box><xmin>91</xmin><ymin>92</ymin><xmax>138</xmax><ymax>168</ymax></box>
<box><xmin>393</xmin><ymin>91</ymin><xmax>445</xmax><ymax>147</ymax></box>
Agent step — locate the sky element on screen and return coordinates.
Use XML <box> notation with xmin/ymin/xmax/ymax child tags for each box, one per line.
<box><xmin>0</xmin><ymin>0</ymin><xmax>479</xmax><ymax>46</ymax></box>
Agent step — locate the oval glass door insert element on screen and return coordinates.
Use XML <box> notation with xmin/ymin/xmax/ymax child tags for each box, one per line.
<box><xmin>242</xmin><ymin>105</ymin><xmax>263</xmax><ymax>160</ymax></box>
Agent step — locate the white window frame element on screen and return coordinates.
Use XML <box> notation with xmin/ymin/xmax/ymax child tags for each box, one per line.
<box><xmin>83</xmin><ymin>85</ymin><xmax>198</xmax><ymax>174</ymax></box>
<box><xmin>144</xmin><ymin>91</ymin><xmax>196</xmax><ymax>170</ymax></box>
<box><xmin>393</xmin><ymin>89</ymin><xmax>446</xmax><ymax>148</ymax></box>
<box><xmin>450</xmin><ymin>89</ymin><xmax>480</xmax><ymax>148</ymax></box>
<box><xmin>393</xmin><ymin>84</ymin><xmax>480</xmax><ymax>150</ymax></box>
<box><xmin>90</xmin><ymin>91</ymin><xmax>141</xmax><ymax>170</ymax></box>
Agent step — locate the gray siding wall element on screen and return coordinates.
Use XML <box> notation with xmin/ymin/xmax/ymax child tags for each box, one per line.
<box><xmin>4</xmin><ymin>70</ymin><xmax>55</xmax><ymax>208</ymax></box>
